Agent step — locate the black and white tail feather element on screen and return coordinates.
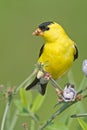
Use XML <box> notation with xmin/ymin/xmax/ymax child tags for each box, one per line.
<box><xmin>25</xmin><ymin>71</ymin><xmax>48</xmax><ymax>95</ymax></box>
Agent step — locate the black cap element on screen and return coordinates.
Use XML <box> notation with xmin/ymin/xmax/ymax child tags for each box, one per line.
<box><xmin>39</xmin><ymin>21</ymin><xmax>54</xmax><ymax>31</ymax></box>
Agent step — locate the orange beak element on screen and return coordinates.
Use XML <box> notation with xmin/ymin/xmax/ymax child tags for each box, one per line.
<box><xmin>32</xmin><ymin>28</ymin><xmax>44</xmax><ymax>36</ymax></box>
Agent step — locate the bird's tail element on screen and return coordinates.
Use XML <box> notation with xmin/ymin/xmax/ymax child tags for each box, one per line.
<box><xmin>25</xmin><ymin>77</ymin><xmax>48</xmax><ymax>95</ymax></box>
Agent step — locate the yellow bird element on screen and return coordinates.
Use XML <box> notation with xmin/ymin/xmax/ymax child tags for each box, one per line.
<box><xmin>26</xmin><ymin>21</ymin><xmax>78</xmax><ymax>95</ymax></box>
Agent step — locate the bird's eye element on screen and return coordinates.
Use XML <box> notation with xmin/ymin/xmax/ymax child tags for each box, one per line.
<box><xmin>46</xmin><ymin>27</ymin><xmax>50</xmax><ymax>30</ymax></box>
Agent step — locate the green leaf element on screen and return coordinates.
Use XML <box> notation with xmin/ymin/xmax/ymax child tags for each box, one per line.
<box><xmin>77</xmin><ymin>118</ymin><xmax>87</xmax><ymax>130</ymax></box>
<box><xmin>14</xmin><ymin>100</ymin><xmax>23</xmax><ymax>112</ymax></box>
<box><xmin>31</xmin><ymin>94</ymin><xmax>45</xmax><ymax>112</ymax></box>
<box><xmin>14</xmin><ymin>100</ymin><xmax>29</xmax><ymax>115</ymax></box>
<box><xmin>19</xmin><ymin>88</ymin><xmax>32</xmax><ymax>109</ymax></box>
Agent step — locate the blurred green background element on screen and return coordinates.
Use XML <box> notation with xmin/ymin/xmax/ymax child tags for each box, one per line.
<box><xmin>0</xmin><ymin>0</ymin><xmax>87</xmax><ymax>129</ymax></box>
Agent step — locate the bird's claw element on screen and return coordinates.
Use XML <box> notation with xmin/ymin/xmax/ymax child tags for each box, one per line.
<box><xmin>44</xmin><ymin>72</ymin><xmax>51</xmax><ymax>81</ymax></box>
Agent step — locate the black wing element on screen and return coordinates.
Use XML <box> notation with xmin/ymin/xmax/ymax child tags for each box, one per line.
<box><xmin>74</xmin><ymin>44</ymin><xmax>78</xmax><ymax>61</ymax></box>
<box><xmin>39</xmin><ymin>44</ymin><xmax>45</xmax><ymax>57</ymax></box>
<box><xmin>25</xmin><ymin>77</ymin><xmax>47</xmax><ymax>95</ymax></box>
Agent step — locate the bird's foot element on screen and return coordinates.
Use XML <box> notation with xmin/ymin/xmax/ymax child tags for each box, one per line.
<box><xmin>37</xmin><ymin>70</ymin><xmax>51</xmax><ymax>81</ymax></box>
<box><xmin>44</xmin><ymin>72</ymin><xmax>52</xmax><ymax>81</ymax></box>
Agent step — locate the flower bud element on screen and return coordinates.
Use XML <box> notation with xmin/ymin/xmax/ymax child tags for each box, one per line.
<box><xmin>63</xmin><ymin>83</ymin><xmax>76</xmax><ymax>102</ymax></box>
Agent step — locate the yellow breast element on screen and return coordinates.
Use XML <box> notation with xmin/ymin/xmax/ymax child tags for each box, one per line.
<box><xmin>38</xmin><ymin>41</ymin><xmax>75</xmax><ymax>79</ymax></box>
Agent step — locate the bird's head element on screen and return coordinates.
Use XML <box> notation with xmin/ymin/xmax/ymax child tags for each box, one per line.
<box><xmin>32</xmin><ymin>21</ymin><xmax>65</xmax><ymax>42</ymax></box>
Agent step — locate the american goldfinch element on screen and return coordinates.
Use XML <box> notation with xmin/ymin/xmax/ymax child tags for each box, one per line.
<box><xmin>26</xmin><ymin>21</ymin><xmax>78</xmax><ymax>95</ymax></box>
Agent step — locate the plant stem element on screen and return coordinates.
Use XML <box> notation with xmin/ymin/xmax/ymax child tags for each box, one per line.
<box><xmin>9</xmin><ymin>109</ymin><xmax>19</xmax><ymax>130</ymax></box>
<box><xmin>38</xmin><ymin>100</ymin><xmax>80</xmax><ymax>130</ymax></box>
<box><xmin>1</xmin><ymin>69</ymin><xmax>37</xmax><ymax>130</ymax></box>
<box><xmin>39</xmin><ymin>92</ymin><xmax>87</xmax><ymax>130</ymax></box>
<box><xmin>15</xmin><ymin>68</ymin><xmax>38</xmax><ymax>92</ymax></box>
<box><xmin>50</xmin><ymin>78</ymin><xmax>62</xmax><ymax>90</ymax></box>
<box><xmin>1</xmin><ymin>67</ymin><xmax>38</xmax><ymax>130</ymax></box>
<box><xmin>30</xmin><ymin>119</ymin><xmax>35</xmax><ymax>130</ymax></box>
<box><xmin>1</xmin><ymin>100</ymin><xmax>10</xmax><ymax>130</ymax></box>
<box><xmin>71</xmin><ymin>113</ymin><xmax>87</xmax><ymax>118</ymax></box>
<box><xmin>8</xmin><ymin>69</ymin><xmax>38</xmax><ymax>130</ymax></box>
